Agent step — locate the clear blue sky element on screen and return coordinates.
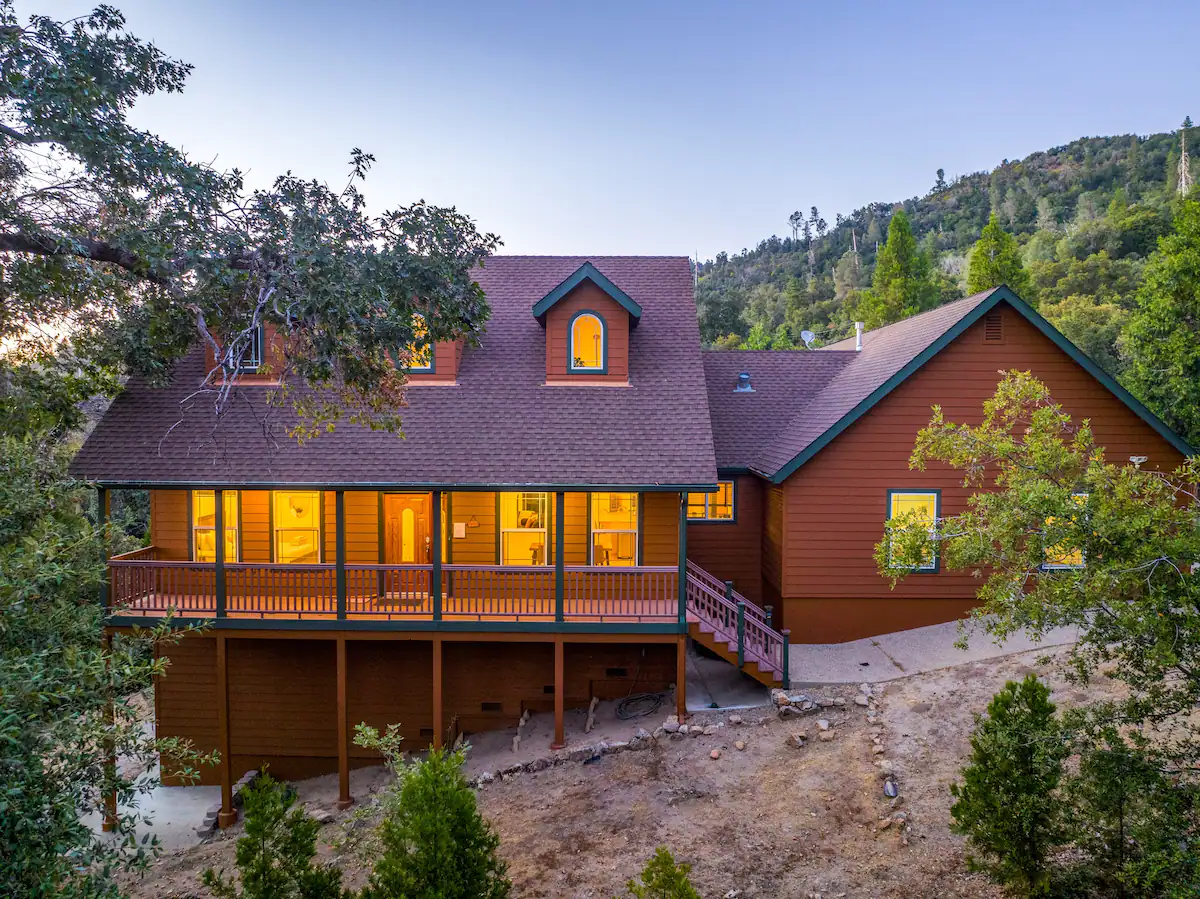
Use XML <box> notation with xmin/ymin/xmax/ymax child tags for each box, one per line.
<box><xmin>30</xmin><ymin>1</ymin><xmax>1200</xmax><ymax>258</ymax></box>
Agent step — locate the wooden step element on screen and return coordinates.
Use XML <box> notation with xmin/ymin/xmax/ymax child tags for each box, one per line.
<box><xmin>688</xmin><ymin>622</ymin><xmax>781</xmax><ymax>686</ymax></box>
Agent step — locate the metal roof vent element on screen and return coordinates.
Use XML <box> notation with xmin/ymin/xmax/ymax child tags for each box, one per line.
<box><xmin>734</xmin><ymin>371</ymin><xmax>755</xmax><ymax>393</ymax></box>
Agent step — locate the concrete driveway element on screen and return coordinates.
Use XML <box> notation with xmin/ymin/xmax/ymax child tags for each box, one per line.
<box><xmin>789</xmin><ymin>619</ymin><xmax>1079</xmax><ymax>686</ymax></box>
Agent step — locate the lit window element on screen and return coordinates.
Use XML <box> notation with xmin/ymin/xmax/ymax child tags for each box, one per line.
<box><xmin>499</xmin><ymin>492</ymin><xmax>549</xmax><ymax>565</ymax></box>
<box><xmin>570</xmin><ymin>312</ymin><xmax>605</xmax><ymax>371</ymax></box>
<box><xmin>1043</xmin><ymin>494</ymin><xmax>1088</xmax><ymax>570</ymax></box>
<box><xmin>192</xmin><ymin>491</ymin><xmax>239</xmax><ymax>562</ymax></box>
<box><xmin>408</xmin><ymin>313</ymin><xmax>433</xmax><ymax>372</ymax></box>
<box><xmin>887</xmin><ymin>491</ymin><xmax>939</xmax><ymax>571</ymax></box>
<box><xmin>686</xmin><ymin>481</ymin><xmax>735</xmax><ymax>521</ymax></box>
<box><xmin>238</xmin><ymin>325</ymin><xmax>264</xmax><ymax>373</ymax></box>
<box><xmin>273</xmin><ymin>491</ymin><xmax>322</xmax><ymax>564</ymax></box>
<box><xmin>591</xmin><ymin>493</ymin><xmax>638</xmax><ymax>566</ymax></box>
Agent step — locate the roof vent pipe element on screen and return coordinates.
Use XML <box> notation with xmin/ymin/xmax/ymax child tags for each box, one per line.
<box><xmin>734</xmin><ymin>371</ymin><xmax>755</xmax><ymax>393</ymax></box>
<box><xmin>855</xmin><ymin>321</ymin><xmax>864</xmax><ymax>352</ymax></box>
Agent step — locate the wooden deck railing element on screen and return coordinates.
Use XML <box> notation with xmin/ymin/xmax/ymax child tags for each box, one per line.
<box><xmin>684</xmin><ymin>568</ymin><xmax>789</xmax><ymax>687</ymax></box>
<box><xmin>107</xmin><ymin>552</ymin><xmax>678</xmax><ymax>625</ymax></box>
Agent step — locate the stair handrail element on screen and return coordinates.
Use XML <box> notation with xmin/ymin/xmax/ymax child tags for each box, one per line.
<box><xmin>685</xmin><ymin>560</ymin><xmax>770</xmax><ymax>625</ymax></box>
<box><xmin>685</xmin><ymin>568</ymin><xmax>789</xmax><ymax>686</ymax></box>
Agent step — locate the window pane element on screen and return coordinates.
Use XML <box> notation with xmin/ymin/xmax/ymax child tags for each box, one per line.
<box><xmin>571</xmin><ymin>314</ymin><xmax>603</xmax><ymax>369</ymax></box>
<box><xmin>1045</xmin><ymin>494</ymin><xmax>1087</xmax><ymax>568</ymax></box>
<box><xmin>686</xmin><ymin>492</ymin><xmax>708</xmax><ymax>519</ymax></box>
<box><xmin>710</xmin><ymin>482</ymin><xmax>734</xmax><ymax>519</ymax></box>
<box><xmin>273</xmin><ymin>491</ymin><xmax>321</xmax><ymax>563</ymax></box>
<box><xmin>592</xmin><ymin>532</ymin><xmax>636</xmax><ymax>566</ymax></box>
<box><xmin>500</xmin><ymin>493</ymin><xmax>547</xmax><ymax>530</ymax></box>
<box><xmin>276</xmin><ymin>529</ymin><xmax>320</xmax><ymax>564</ymax></box>
<box><xmin>195</xmin><ymin>528</ymin><xmax>216</xmax><ymax>563</ymax></box>
<box><xmin>592</xmin><ymin>492</ymin><xmax>637</xmax><ymax>530</ymax></box>
<box><xmin>192</xmin><ymin>491</ymin><xmax>238</xmax><ymax>562</ymax></box>
<box><xmin>502</xmin><ymin>531</ymin><xmax>546</xmax><ymax>566</ymax></box>
<box><xmin>890</xmin><ymin>493</ymin><xmax>936</xmax><ymax>521</ymax></box>
<box><xmin>408</xmin><ymin>313</ymin><xmax>432</xmax><ymax>371</ymax></box>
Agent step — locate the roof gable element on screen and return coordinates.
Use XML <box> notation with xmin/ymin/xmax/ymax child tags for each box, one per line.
<box><xmin>532</xmin><ymin>261</ymin><xmax>643</xmax><ymax>325</ymax></box>
<box><xmin>765</xmin><ymin>286</ymin><xmax>1193</xmax><ymax>483</ymax></box>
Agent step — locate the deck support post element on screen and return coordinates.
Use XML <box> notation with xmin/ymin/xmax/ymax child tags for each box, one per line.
<box><xmin>551</xmin><ymin>636</ymin><xmax>565</xmax><ymax>749</ymax></box>
<box><xmin>677</xmin><ymin>493</ymin><xmax>687</xmax><ymax>630</ymax></box>
<box><xmin>214</xmin><ymin>489</ymin><xmax>226</xmax><ymax>619</ymax></box>
<box><xmin>676</xmin><ymin>634</ymin><xmax>687</xmax><ymax>722</ymax></box>
<box><xmin>101</xmin><ymin>631</ymin><xmax>118</xmax><ymax>832</ymax></box>
<box><xmin>97</xmin><ymin>486</ymin><xmax>110</xmax><ymax>611</ymax></box>
<box><xmin>431</xmin><ymin>491</ymin><xmax>442</xmax><ymax>622</ymax></box>
<box><xmin>431</xmin><ymin>635</ymin><xmax>443</xmax><ymax>750</ymax></box>
<box><xmin>781</xmin><ymin>629</ymin><xmax>791</xmax><ymax>690</ymax></box>
<box><xmin>554</xmin><ymin>492</ymin><xmax>565</xmax><ymax>622</ymax></box>
<box><xmin>335</xmin><ymin>636</ymin><xmax>352</xmax><ymax>809</ymax></box>
<box><xmin>335</xmin><ymin>491</ymin><xmax>347</xmax><ymax>620</ymax></box>
<box><xmin>216</xmin><ymin>634</ymin><xmax>237</xmax><ymax>828</ymax></box>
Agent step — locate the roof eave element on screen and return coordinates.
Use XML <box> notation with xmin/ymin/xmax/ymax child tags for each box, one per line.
<box><xmin>531</xmin><ymin>261</ymin><xmax>643</xmax><ymax>324</ymax></box>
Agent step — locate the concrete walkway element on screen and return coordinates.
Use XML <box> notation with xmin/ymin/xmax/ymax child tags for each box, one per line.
<box><xmin>789</xmin><ymin>619</ymin><xmax>1079</xmax><ymax>686</ymax></box>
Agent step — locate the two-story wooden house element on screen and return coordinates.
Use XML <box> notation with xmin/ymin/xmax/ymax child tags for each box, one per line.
<box><xmin>73</xmin><ymin>257</ymin><xmax>1192</xmax><ymax>827</ymax></box>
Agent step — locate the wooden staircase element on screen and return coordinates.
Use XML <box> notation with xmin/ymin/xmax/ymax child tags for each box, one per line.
<box><xmin>684</xmin><ymin>561</ymin><xmax>790</xmax><ymax>688</ymax></box>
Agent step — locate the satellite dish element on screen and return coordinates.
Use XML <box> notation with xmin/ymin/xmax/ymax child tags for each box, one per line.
<box><xmin>800</xmin><ymin>330</ymin><xmax>816</xmax><ymax>348</ymax></box>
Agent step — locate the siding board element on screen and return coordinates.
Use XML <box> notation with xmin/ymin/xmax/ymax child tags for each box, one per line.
<box><xmin>685</xmin><ymin>475</ymin><xmax>764</xmax><ymax>602</ymax></box>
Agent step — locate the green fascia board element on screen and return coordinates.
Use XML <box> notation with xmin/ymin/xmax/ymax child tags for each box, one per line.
<box><xmin>531</xmin><ymin>261</ymin><xmax>643</xmax><ymax>323</ymax></box>
<box><xmin>770</xmin><ymin>286</ymin><xmax>1195</xmax><ymax>484</ymax></box>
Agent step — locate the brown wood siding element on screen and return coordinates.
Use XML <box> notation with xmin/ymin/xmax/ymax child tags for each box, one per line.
<box><xmin>640</xmin><ymin>492</ymin><xmax>680</xmax><ymax>565</ymax></box>
<box><xmin>344</xmin><ymin>491</ymin><xmax>380</xmax><ymax>562</ymax></box>
<box><xmin>564</xmin><ymin>492</ymin><xmax>588</xmax><ymax>564</ymax></box>
<box><xmin>685</xmin><ymin>475</ymin><xmax>764</xmax><ymax>602</ymax></box>
<box><xmin>779</xmin><ymin>303</ymin><xmax>1186</xmax><ymax>642</ymax></box>
<box><xmin>444</xmin><ymin>642</ymin><xmax>554</xmax><ymax>733</ymax></box>
<box><xmin>155</xmin><ymin>636</ymin><xmax>218</xmax><ymax>785</ymax></box>
<box><xmin>150</xmin><ymin>490</ymin><xmax>189</xmax><ymax>560</ymax></box>
<box><xmin>544</xmin><ymin>283</ymin><xmax>629</xmax><ymax>383</ymax></box>
<box><xmin>346</xmin><ymin>641</ymin><xmax>433</xmax><ymax>754</ymax></box>
<box><xmin>228</xmin><ymin>638</ymin><xmax>336</xmax><ymax>759</ymax></box>
<box><xmin>563</xmin><ymin>642</ymin><xmax>675</xmax><ymax>701</ymax></box>
<box><xmin>762</xmin><ymin>486</ymin><xmax>784</xmax><ymax>592</ymax></box>
<box><xmin>448</xmin><ymin>492</ymin><xmax>496</xmax><ymax>563</ymax></box>
<box><xmin>407</xmin><ymin>340</ymin><xmax>462</xmax><ymax>385</ymax></box>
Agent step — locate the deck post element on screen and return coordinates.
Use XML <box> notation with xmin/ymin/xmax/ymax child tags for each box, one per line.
<box><xmin>781</xmin><ymin>629</ymin><xmax>791</xmax><ymax>690</ymax></box>
<box><xmin>97</xmin><ymin>486</ymin><xmax>110</xmax><ymax>611</ymax></box>
<box><xmin>214</xmin><ymin>489</ymin><xmax>226</xmax><ymax>619</ymax></box>
<box><xmin>431</xmin><ymin>635</ymin><xmax>443</xmax><ymax>749</ymax></box>
<box><xmin>216</xmin><ymin>634</ymin><xmax>237</xmax><ymax>828</ymax></box>
<box><xmin>554</xmin><ymin>491</ymin><xmax>565</xmax><ymax>623</ymax></box>
<box><xmin>764</xmin><ymin>604</ymin><xmax>774</xmax><ymax>630</ymax></box>
<box><xmin>431</xmin><ymin>490</ymin><xmax>442</xmax><ymax>622</ymax></box>
<box><xmin>676</xmin><ymin>634</ymin><xmax>687</xmax><ymax>722</ymax></box>
<box><xmin>551</xmin><ymin>636</ymin><xmax>564</xmax><ymax>749</ymax></box>
<box><xmin>736</xmin><ymin>598</ymin><xmax>746</xmax><ymax>669</ymax></box>
<box><xmin>677</xmin><ymin>493</ymin><xmax>687</xmax><ymax>630</ymax></box>
<box><xmin>335</xmin><ymin>636</ymin><xmax>352</xmax><ymax>809</ymax></box>
<box><xmin>335</xmin><ymin>491</ymin><xmax>347</xmax><ymax>620</ymax></box>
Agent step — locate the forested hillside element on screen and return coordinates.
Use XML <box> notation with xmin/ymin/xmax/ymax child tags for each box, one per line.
<box><xmin>696</xmin><ymin>124</ymin><xmax>1193</xmax><ymax>384</ymax></box>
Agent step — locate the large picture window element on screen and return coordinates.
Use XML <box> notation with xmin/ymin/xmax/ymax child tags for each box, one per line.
<box><xmin>590</xmin><ymin>492</ymin><xmax>638</xmax><ymax>565</ymax></box>
<box><xmin>569</xmin><ymin>311</ymin><xmax>605</xmax><ymax>372</ymax></box>
<box><xmin>273</xmin><ymin>490</ymin><xmax>322</xmax><ymax>564</ymax></box>
<box><xmin>499</xmin><ymin>492</ymin><xmax>549</xmax><ymax>565</ymax></box>
<box><xmin>887</xmin><ymin>490</ymin><xmax>939</xmax><ymax>571</ymax></box>
<box><xmin>687</xmin><ymin>481</ymin><xmax>735</xmax><ymax>521</ymax></box>
<box><xmin>192</xmin><ymin>490</ymin><xmax>239</xmax><ymax>562</ymax></box>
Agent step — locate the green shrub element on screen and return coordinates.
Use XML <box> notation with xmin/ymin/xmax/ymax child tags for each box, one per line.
<box><xmin>360</xmin><ymin>747</ymin><xmax>509</xmax><ymax>899</ymax></box>
<box><xmin>620</xmin><ymin>848</ymin><xmax>702</xmax><ymax>899</ymax></box>
<box><xmin>202</xmin><ymin>772</ymin><xmax>347</xmax><ymax>899</ymax></box>
<box><xmin>950</xmin><ymin>674</ymin><xmax>1068</xmax><ymax>898</ymax></box>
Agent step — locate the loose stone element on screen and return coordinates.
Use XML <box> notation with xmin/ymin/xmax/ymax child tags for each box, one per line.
<box><xmin>710</xmin><ymin>749</ymin><xmax>722</xmax><ymax>760</ymax></box>
<box><xmin>735</xmin><ymin>740</ymin><xmax>746</xmax><ymax>751</ymax></box>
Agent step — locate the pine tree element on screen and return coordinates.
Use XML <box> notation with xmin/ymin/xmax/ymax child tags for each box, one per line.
<box><xmin>950</xmin><ymin>675</ymin><xmax>1068</xmax><ymax>898</ymax></box>
<box><xmin>621</xmin><ymin>848</ymin><xmax>702</xmax><ymax>899</ymax></box>
<box><xmin>361</xmin><ymin>748</ymin><xmax>510</xmax><ymax>899</ymax></box>
<box><xmin>854</xmin><ymin>209</ymin><xmax>938</xmax><ymax>327</ymax></box>
<box><xmin>967</xmin><ymin>213</ymin><xmax>1031</xmax><ymax>298</ymax></box>
<box><xmin>1121</xmin><ymin>198</ymin><xmax>1200</xmax><ymax>447</ymax></box>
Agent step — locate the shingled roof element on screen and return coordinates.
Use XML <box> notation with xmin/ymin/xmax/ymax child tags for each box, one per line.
<box><xmin>703</xmin><ymin>286</ymin><xmax>1193</xmax><ymax>482</ymax></box>
<box><xmin>70</xmin><ymin>256</ymin><xmax>718</xmax><ymax>489</ymax></box>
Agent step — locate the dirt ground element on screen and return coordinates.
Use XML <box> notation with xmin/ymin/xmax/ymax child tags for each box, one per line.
<box><xmin>124</xmin><ymin>645</ymin><xmax>1113</xmax><ymax>899</ymax></box>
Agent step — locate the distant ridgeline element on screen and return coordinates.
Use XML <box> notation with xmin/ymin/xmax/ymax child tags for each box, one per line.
<box><xmin>697</xmin><ymin>126</ymin><xmax>1190</xmax><ymax>377</ymax></box>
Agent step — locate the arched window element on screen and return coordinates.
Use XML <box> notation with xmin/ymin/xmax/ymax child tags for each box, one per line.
<box><xmin>569</xmin><ymin>312</ymin><xmax>605</xmax><ymax>372</ymax></box>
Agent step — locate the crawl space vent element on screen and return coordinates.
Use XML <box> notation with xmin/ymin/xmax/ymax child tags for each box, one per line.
<box><xmin>983</xmin><ymin>309</ymin><xmax>1004</xmax><ymax>344</ymax></box>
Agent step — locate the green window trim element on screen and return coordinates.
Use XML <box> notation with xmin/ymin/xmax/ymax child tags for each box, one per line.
<box><xmin>568</xmin><ymin>309</ymin><xmax>607</xmax><ymax>374</ymax></box>
<box><xmin>237</xmin><ymin>323</ymin><xmax>266</xmax><ymax>373</ymax></box>
<box><xmin>686</xmin><ymin>480</ymin><xmax>737</xmax><ymax>522</ymax></box>
<box><xmin>885</xmin><ymin>489</ymin><xmax>940</xmax><ymax>573</ymax></box>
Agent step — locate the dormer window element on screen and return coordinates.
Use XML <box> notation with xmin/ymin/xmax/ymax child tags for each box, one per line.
<box><xmin>238</xmin><ymin>323</ymin><xmax>265</xmax><ymax>373</ymax></box>
<box><xmin>570</xmin><ymin>312</ymin><xmax>606</xmax><ymax>372</ymax></box>
<box><xmin>408</xmin><ymin>313</ymin><xmax>433</xmax><ymax>372</ymax></box>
